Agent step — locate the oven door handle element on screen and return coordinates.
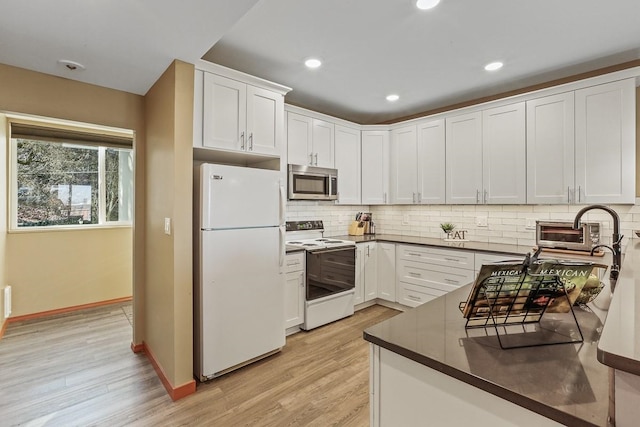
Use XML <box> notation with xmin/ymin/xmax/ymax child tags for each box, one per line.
<box><xmin>309</xmin><ymin>246</ymin><xmax>355</xmax><ymax>255</ymax></box>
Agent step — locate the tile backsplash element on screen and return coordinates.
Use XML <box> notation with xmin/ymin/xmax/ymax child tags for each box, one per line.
<box><xmin>287</xmin><ymin>200</ymin><xmax>640</xmax><ymax>250</ymax></box>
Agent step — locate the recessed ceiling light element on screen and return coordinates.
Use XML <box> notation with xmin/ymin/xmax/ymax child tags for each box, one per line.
<box><xmin>416</xmin><ymin>0</ymin><xmax>441</xmax><ymax>10</ymax></box>
<box><xmin>484</xmin><ymin>61</ymin><xmax>504</xmax><ymax>71</ymax></box>
<box><xmin>305</xmin><ymin>58</ymin><xmax>322</xmax><ymax>69</ymax></box>
<box><xmin>57</xmin><ymin>59</ymin><xmax>85</xmax><ymax>71</ymax></box>
<box><xmin>386</xmin><ymin>94</ymin><xmax>400</xmax><ymax>102</ymax></box>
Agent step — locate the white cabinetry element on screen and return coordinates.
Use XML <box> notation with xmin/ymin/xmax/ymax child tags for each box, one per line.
<box><xmin>526</xmin><ymin>92</ymin><xmax>575</xmax><ymax>204</ymax></box>
<box><xmin>201</xmin><ymin>73</ymin><xmax>284</xmax><ymax>156</ymax></box>
<box><xmin>574</xmin><ymin>79</ymin><xmax>636</xmax><ymax>204</ymax></box>
<box><xmin>287</xmin><ymin>112</ymin><xmax>335</xmax><ymax>168</ymax></box>
<box><xmin>445</xmin><ymin>112</ymin><xmax>483</xmax><ymax>204</ymax></box>
<box><xmin>390</xmin><ymin>125</ymin><xmax>418</xmax><ymax>204</ymax></box>
<box><xmin>361</xmin><ymin>130</ymin><xmax>390</xmax><ymax>205</ymax></box>
<box><xmin>334</xmin><ymin>125</ymin><xmax>361</xmax><ymax>204</ymax></box>
<box><xmin>284</xmin><ymin>252</ymin><xmax>305</xmax><ymax>331</ymax></box>
<box><xmin>446</xmin><ymin>103</ymin><xmax>525</xmax><ymax>204</ymax></box>
<box><xmin>356</xmin><ymin>242</ymin><xmax>378</xmax><ymax>306</ymax></box>
<box><xmin>390</xmin><ymin>119</ymin><xmax>445</xmax><ymax>204</ymax></box>
<box><xmin>377</xmin><ymin>242</ymin><xmax>396</xmax><ymax>302</ymax></box>
<box><xmin>527</xmin><ymin>79</ymin><xmax>635</xmax><ymax>205</ymax></box>
<box><xmin>396</xmin><ymin>245</ymin><xmax>475</xmax><ymax>307</ymax></box>
<box><xmin>482</xmin><ymin>103</ymin><xmax>526</xmax><ymax>204</ymax></box>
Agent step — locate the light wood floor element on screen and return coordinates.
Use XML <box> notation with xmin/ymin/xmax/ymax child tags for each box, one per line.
<box><xmin>0</xmin><ymin>302</ymin><xmax>399</xmax><ymax>426</ymax></box>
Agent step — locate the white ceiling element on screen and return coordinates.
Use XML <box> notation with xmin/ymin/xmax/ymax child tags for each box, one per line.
<box><xmin>0</xmin><ymin>0</ymin><xmax>260</xmax><ymax>95</ymax></box>
<box><xmin>1</xmin><ymin>1</ymin><xmax>639</xmax><ymax>124</ymax></box>
<box><xmin>204</xmin><ymin>0</ymin><xmax>640</xmax><ymax>123</ymax></box>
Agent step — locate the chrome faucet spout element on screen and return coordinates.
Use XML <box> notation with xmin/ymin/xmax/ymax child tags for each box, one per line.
<box><xmin>573</xmin><ymin>205</ymin><xmax>622</xmax><ymax>289</ymax></box>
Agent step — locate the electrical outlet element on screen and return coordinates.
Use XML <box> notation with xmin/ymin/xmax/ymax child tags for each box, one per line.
<box><xmin>402</xmin><ymin>214</ymin><xmax>410</xmax><ymax>225</ymax></box>
<box><xmin>525</xmin><ymin>218</ymin><xmax>537</xmax><ymax>229</ymax></box>
<box><xmin>164</xmin><ymin>217</ymin><xmax>171</xmax><ymax>235</ymax></box>
<box><xmin>476</xmin><ymin>216</ymin><xmax>488</xmax><ymax>227</ymax></box>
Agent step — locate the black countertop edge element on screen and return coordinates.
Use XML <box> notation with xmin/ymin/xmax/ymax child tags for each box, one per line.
<box><xmin>597</xmin><ymin>347</ymin><xmax>640</xmax><ymax>377</ymax></box>
<box><xmin>364</xmin><ymin>331</ymin><xmax>599</xmax><ymax>427</ymax></box>
<box><xmin>285</xmin><ymin>245</ymin><xmax>305</xmax><ymax>254</ymax></box>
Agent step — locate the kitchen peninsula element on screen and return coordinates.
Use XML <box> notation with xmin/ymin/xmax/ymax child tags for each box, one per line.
<box><xmin>363</xmin><ymin>236</ymin><xmax>640</xmax><ymax>426</ymax></box>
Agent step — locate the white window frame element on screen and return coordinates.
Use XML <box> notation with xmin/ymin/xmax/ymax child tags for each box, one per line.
<box><xmin>7</xmin><ymin>116</ymin><xmax>134</xmax><ymax>232</ymax></box>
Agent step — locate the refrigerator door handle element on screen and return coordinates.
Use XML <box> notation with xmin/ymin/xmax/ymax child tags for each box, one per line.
<box><xmin>279</xmin><ymin>225</ymin><xmax>286</xmax><ymax>269</ymax></box>
<box><xmin>279</xmin><ymin>181</ymin><xmax>286</xmax><ymax>225</ymax></box>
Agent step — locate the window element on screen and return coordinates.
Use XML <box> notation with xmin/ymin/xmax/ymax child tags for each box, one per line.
<box><xmin>10</xmin><ymin>121</ymin><xmax>133</xmax><ymax>229</ymax></box>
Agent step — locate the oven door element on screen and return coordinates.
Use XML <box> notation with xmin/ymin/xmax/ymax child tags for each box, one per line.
<box><xmin>305</xmin><ymin>247</ymin><xmax>355</xmax><ymax>301</ymax></box>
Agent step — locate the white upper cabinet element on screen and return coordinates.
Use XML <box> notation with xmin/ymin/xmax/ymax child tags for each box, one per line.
<box><xmin>417</xmin><ymin>119</ymin><xmax>446</xmax><ymax>204</ymax></box>
<box><xmin>334</xmin><ymin>125</ymin><xmax>362</xmax><ymax>204</ymax></box>
<box><xmin>527</xmin><ymin>92</ymin><xmax>575</xmax><ymax>204</ymax></box>
<box><xmin>287</xmin><ymin>112</ymin><xmax>313</xmax><ymax>165</ymax></box>
<box><xmin>446</xmin><ymin>112</ymin><xmax>483</xmax><ymax>204</ymax></box>
<box><xmin>391</xmin><ymin>120</ymin><xmax>446</xmax><ymax>205</ymax></box>
<box><xmin>202</xmin><ymin>73</ymin><xmax>283</xmax><ymax>156</ymax></box>
<box><xmin>361</xmin><ymin>130</ymin><xmax>390</xmax><ymax>205</ymax></box>
<box><xmin>287</xmin><ymin>112</ymin><xmax>335</xmax><ymax>168</ymax></box>
<box><xmin>574</xmin><ymin>79</ymin><xmax>636</xmax><ymax>204</ymax></box>
<box><xmin>482</xmin><ymin>102</ymin><xmax>526</xmax><ymax>204</ymax></box>
<box><xmin>390</xmin><ymin>125</ymin><xmax>418</xmax><ymax>204</ymax></box>
<box><xmin>446</xmin><ymin>104</ymin><xmax>525</xmax><ymax>205</ymax></box>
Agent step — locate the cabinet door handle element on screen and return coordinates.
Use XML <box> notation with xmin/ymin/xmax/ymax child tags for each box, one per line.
<box><xmin>412</xmin><ymin>193</ymin><xmax>416</xmax><ymax>203</ymax></box>
<box><xmin>300</xmin><ymin>272</ymin><xmax>304</xmax><ymax>286</ymax></box>
<box><xmin>383</xmin><ymin>192</ymin><xmax>387</xmax><ymax>204</ymax></box>
<box><xmin>248</xmin><ymin>132</ymin><xmax>253</xmax><ymax>151</ymax></box>
<box><xmin>418</xmin><ymin>192</ymin><xmax>422</xmax><ymax>203</ymax></box>
<box><xmin>484</xmin><ymin>189</ymin><xmax>488</xmax><ymax>204</ymax></box>
<box><xmin>314</xmin><ymin>153</ymin><xmax>318</xmax><ymax>165</ymax></box>
<box><xmin>476</xmin><ymin>189</ymin><xmax>480</xmax><ymax>204</ymax></box>
<box><xmin>240</xmin><ymin>131</ymin><xmax>245</xmax><ymax>150</ymax></box>
<box><xmin>367</xmin><ymin>246</ymin><xmax>370</xmax><ymax>257</ymax></box>
<box><xmin>567</xmin><ymin>186</ymin><xmax>571</xmax><ymax>204</ymax></box>
<box><xmin>309</xmin><ymin>153</ymin><xmax>314</xmax><ymax>165</ymax></box>
<box><xmin>577</xmin><ymin>186</ymin><xmax>581</xmax><ymax>203</ymax></box>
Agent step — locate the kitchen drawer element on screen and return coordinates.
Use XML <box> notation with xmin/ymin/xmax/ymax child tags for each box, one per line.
<box><xmin>474</xmin><ymin>252</ymin><xmax>524</xmax><ymax>272</ymax></box>
<box><xmin>396</xmin><ymin>245</ymin><xmax>474</xmax><ymax>270</ymax></box>
<box><xmin>397</xmin><ymin>282</ymin><xmax>443</xmax><ymax>307</ymax></box>
<box><xmin>285</xmin><ymin>252</ymin><xmax>305</xmax><ymax>273</ymax></box>
<box><xmin>397</xmin><ymin>260</ymin><xmax>475</xmax><ymax>293</ymax></box>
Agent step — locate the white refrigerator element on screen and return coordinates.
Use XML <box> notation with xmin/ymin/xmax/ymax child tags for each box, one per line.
<box><xmin>194</xmin><ymin>163</ymin><xmax>285</xmax><ymax>382</ymax></box>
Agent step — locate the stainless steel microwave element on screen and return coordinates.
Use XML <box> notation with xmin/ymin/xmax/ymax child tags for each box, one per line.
<box><xmin>288</xmin><ymin>164</ymin><xmax>338</xmax><ymax>201</ymax></box>
<box><xmin>536</xmin><ymin>220</ymin><xmax>600</xmax><ymax>252</ymax></box>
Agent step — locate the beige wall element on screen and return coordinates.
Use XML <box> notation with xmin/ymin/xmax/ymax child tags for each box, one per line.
<box><xmin>144</xmin><ymin>60</ymin><xmax>194</xmax><ymax>388</ymax></box>
<box><xmin>0</xmin><ymin>63</ymin><xmax>144</xmax><ymax>327</ymax></box>
<box><xmin>6</xmin><ymin>228</ymin><xmax>132</xmax><ymax>315</ymax></box>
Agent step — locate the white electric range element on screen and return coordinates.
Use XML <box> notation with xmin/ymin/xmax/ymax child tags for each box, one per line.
<box><xmin>285</xmin><ymin>220</ymin><xmax>356</xmax><ymax>330</ymax></box>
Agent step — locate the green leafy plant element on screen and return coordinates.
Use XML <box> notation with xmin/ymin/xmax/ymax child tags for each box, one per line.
<box><xmin>440</xmin><ymin>222</ymin><xmax>456</xmax><ymax>233</ymax></box>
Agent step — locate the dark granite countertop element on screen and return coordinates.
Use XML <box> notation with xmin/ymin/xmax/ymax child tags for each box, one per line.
<box><xmin>364</xmin><ymin>284</ymin><xmax>609</xmax><ymax>426</ymax></box>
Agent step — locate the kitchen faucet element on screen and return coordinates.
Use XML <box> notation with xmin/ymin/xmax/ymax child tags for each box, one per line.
<box><xmin>573</xmin><ymin>204</ymin><xmax>623</xmax><ymax>290</ymax></box>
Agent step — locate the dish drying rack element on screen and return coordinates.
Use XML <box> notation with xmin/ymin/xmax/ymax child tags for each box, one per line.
<box><xmin>459</xmin><ymin>270</ymin><xmax>584</xmax><ymax>350</ymax></box>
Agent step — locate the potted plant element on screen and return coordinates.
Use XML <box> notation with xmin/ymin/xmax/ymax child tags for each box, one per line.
<box><xmin>440</xmin><ymin>222</ymin><xmax>456</xmax><ymax>240</ymax></box>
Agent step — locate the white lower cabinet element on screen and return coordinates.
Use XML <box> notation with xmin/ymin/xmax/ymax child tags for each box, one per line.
<box><xmin>377</xmin><ymin>243</ymin><xmax>396</xmax><ymax>302</ymax></box>
<box><xmin>396</xmin><ymin>244</ymin><xmax>475</xmax><ymax>308</ymax></box>
<box><xmin>284</xmin><ymin>252</ymin><xmax>305</xmax><ymax>330</ymax></box>
<box><xmin>356</xmin><ymin>242</ymin><xmax>378</xmax><ymax>306</ymax></box>
<box><xmin>475</xmin><ymin>252</ymin><xmax>524</xmax><ymax>273</ymax></box>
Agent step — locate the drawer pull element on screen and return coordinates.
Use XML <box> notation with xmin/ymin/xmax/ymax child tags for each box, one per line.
<box><xmin>407</xmin><ymin>252</ymin><xmax>422</xmax><ymax>257</ymax></box>
<box><xmin>444</xmin><ymin>257</ymin><xmax>460</xmax><ymax>262</ymax></box>
<box><xmin>407</xmin><ymin>295</ymin><xmax>421</xmax><ymax>301</ymax></box>
<box><xmin>408</xmin><ymin>272</ymin><xmax>422</xmax><ymax>277</ymax></box>
<box><xmin>444</xmin><ymin>278</ymin><xmax>459</xmax><ymax>284</ymax></box>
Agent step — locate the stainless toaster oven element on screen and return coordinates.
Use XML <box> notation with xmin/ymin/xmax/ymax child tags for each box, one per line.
<box><xmin>536</xmin><ymin>221</ymin><xmax>600</xmax><ymax>252</ymax></box>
